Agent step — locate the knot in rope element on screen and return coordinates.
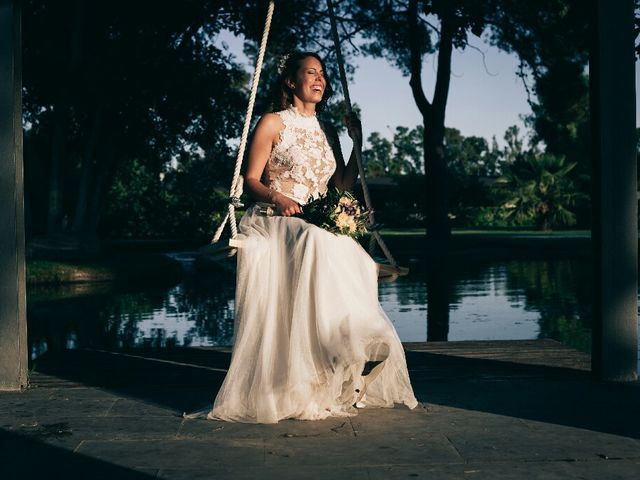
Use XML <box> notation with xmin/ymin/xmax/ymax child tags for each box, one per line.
<box><xmin>229</xmin><ymin>196</ymin><xmax>244</xmax><ymax>208</ymax></box>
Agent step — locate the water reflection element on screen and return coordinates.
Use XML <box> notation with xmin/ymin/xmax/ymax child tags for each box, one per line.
<box><xmin>28</xmin><ymin>257</ymin><xmax>606</xmax><ymax>361</ymax></box>
<box><xmin>379</xmin><ymin>258</ymin><xmax>593</xmax><ymax>352</ymax></box>
<box><xmin>28</xmin><ymin>270</ymin><xmax>237</xmax><ymax>359</ymax></box>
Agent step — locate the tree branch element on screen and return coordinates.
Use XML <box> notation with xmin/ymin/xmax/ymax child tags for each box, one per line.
<box><xmin>418</xmin><ymin>17</ymin><xmax>441</xmax><ymax>35</ymax></box>
<box><xmin>517</xmin><ymin>61</ymin><xmax>535</xmax><ymax>107</ymax></box>
<box><xmin>463</xmin><ymin>41</ymin><xmax>498</xmax><ymax>76</ymax></box>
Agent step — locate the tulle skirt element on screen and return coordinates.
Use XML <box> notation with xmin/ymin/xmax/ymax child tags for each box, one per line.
<box><xmin>207</xmin><ymin>204</ymin><xmax>418</xmax><ymax>423</ymax></box>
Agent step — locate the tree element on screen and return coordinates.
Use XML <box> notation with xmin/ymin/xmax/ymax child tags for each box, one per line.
<box><xmin>498</xmin><ymin>152</ymin><xmax>585</xmax><ymax>231</ymax></box>
<box><xmin>487</xmin><ymin>0</ymin><xmax>589</xmax><ymax>156</ymax></box>
<box><xmin>502</xmin><ymin>125</ymin><xmax>526</xmax><ymax>165</ymax></box>
<box><xmin>362</xmin><ymin>125</ymin><xmax>423</xmax><ymax>176</ymax></box>
<box><xmin>345</xmin><ymin>0</ymin><xmax>591</xmax><ymax>238</ymax></box>
<box><xmin>633</xmin><ymin>0</ymin><xmax>640</xmax><ymax>60</ymax></box>
<box><xmin>362</xmin><ymin>132</ymin><xmax>393</xmax><ymax>176</ymax></box>
<box><xmin>354</xmin><ymin>0</ymin><xmax>544</xmax><ymax>241</ymax></box>
<box><xmin>444</xmin><ymin>127</ymin><xmax>501</xmax><ymax>178</ymax></box>
<box><xmin>392</xmin><ymin>125</ymin><xmax>424</xmax><ymax>174</ymax></box>
<box><xmin>348</xmin><ymin>0</ymin><xmax>496</xmax><ymax>242</ymax></box>
<box><xmin>487</xmin><ymin>0</ymin><xmax>590</xmax><ymax>221</ymax></box>
<box><xmin>443</xmin><ymin>127</ymin><xmax>501</xmax><ymax>213</ymax></box>
<box><xmin>23</xmin><ymin>0</ymin><xmax>251</xmax><ymax>242</ymax></box>
<box><xmin>23</xmin><ymin>0</ymin><xmax>369</xmax><ymax>245</ymax></box>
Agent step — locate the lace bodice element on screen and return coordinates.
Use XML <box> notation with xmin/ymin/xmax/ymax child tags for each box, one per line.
<box><xmin>263</xmin><ymin>106</ymin><xmax>337</xmax><ymax>205</ymax></box>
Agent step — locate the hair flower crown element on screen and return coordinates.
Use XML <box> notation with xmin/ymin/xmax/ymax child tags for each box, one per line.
<box><xmin>276</xmin><ymin>52</ymin><xmax>292</xmax><ymax>74</ymax></box>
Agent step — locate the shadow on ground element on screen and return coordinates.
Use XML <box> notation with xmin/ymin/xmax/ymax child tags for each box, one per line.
<box><xmin>405</xmin><ymin>350</ymin><xmax>640</xmax><ymax>440</ymax></box>
<box><xmin>30</xmin><ymin>346</ymin><xmax>640</xmax><ymax>440</ymax></box>
<box><xmin>32</xmin><ymin>348</ymin><xmax>229</xmax><ymax>413</ymax></box>
<box><xmin>0</xmin><ymin>428</ymin><xmax>157</xmax><ymax>478</ymax></box>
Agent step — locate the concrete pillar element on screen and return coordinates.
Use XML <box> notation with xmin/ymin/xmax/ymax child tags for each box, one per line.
<box><xmin>0</xmin><ymin>0</ymin><xmax>27</xmax><ymax>391</ymax></box>
<box><xmin>590</xmin><ymin>0</ymin><xmax>638</xmax><ymax>381</ymax></box>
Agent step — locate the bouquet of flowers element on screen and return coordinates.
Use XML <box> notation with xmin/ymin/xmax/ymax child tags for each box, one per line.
<box><xmin>258</xmin><ymin>189</ymin><xmax>370</xmax><ymax>238</ymax></box>
<box><xmin>299</xmin><ymin>189</ymin><xmax>370</xmax><ymax>238</ymax></box>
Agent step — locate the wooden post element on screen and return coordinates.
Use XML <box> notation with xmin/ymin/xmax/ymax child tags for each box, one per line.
<box><xmin>590</xmin><ymin>0</ymin><xmax>638</xmax><ymax>381</ymax></box>
<box><xmin>0</xmin><ymin>0</ymin><xmax>27</xmax><ymax>391</ymax></box>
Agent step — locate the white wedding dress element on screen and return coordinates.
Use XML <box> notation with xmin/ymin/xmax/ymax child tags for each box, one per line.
<box><xmin>207</xmin><ymin>105</ymin><xmax>418</xmax><ymax>423</ymax></box>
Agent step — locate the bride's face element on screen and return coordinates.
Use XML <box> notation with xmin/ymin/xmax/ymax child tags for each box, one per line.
<box><xmin>289</xmin><ymin>56</ymin><xmax>326</xmax><ymax>105</ymax></box>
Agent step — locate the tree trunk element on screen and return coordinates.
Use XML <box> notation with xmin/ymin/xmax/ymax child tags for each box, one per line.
<box><xmin>71</xmin><ymin>107</ymin><xmax>103</xmax><ymax>233</ymax></box>
<box><xmin>408</xmin><ymin>0</ymin><xmax>454</xmax><ymax>244</ymax></box>
<box><xmin>85</xmin><ymin>135</ymin><xmax>117</xmax><ymax>235</ymax></box>
<box><xmin>539</xmin><ymin>216</ymin><xmax>552</xmax><ymax>232</ymax></box>
<box><xmin>24</xmin><ymin>133</ymin><xmax>46</xmax><ymax>238</ymax></box>
<box><xmin>46</xmin><ymin>104</ymin><xmax>67</xmax><ymax>233</ymax></box>
<box><xmin>424</xmin><ymin>123</ymin><xmax>451</xmax><ymax>242</ymax></box>
<box><xmin>46</xmin><ymin>0</ymin><xmax>85</xmax><ymax>235</ymax></box>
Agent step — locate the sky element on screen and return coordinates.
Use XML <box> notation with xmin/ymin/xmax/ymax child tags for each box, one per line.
<box><xmin>350</xmin><ymin>42</ymin><xmax>531</xmax><ymax>146</ymax></box>
<box><xmin>217</xmin><ymin>29</ymin><xmax>639</xmax><ymax>154</ymax></box>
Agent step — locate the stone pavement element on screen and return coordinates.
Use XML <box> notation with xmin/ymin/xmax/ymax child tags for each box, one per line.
<box><xmin>1</xmin><ymin>340</ymin><xmax>639</xmax><ymax>479</ymax></box>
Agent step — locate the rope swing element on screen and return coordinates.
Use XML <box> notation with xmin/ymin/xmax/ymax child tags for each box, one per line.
<box><xmin>325</xmin><ymin>0</ymin><xmax>408</xmax><ymax>280</ymax></box>
<box><xmin>206</xmin><ymin>0</ymin><xmax>276</xmax><ymax>255</ymax></box>
<box><xmin>201</xmin><ymin>0</ymin><xmax>408</xmax><ymax>281</ymax></box>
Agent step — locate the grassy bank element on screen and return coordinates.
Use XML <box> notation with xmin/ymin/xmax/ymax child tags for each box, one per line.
<box><xmin>27</xmin><ymin>254</ymin><xmax>183</xmax><ymax>286</ymax></box>
<box><xmin>380</xmin><ymin>228</ymin><xmax>592</xmax><ymax>237</ymax></box>
<box><xmin>363</xmin><ymin>228</ymin><xmax>595</xmax><ymax>258</ymax></box>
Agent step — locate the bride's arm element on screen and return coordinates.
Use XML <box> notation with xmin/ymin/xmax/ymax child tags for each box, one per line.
<box><xmin>245</xmin><ymin>114</ymin><xmax>302</xmax><ymax>216</ymax></box>
<box><xmin>327</xmin><ymin>113</ymin><xmax>363</xmax><ymax>191</ymax></box>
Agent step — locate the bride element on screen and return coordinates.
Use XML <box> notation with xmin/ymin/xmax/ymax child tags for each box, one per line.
<box><xmin>207</xmin><ymin>51</ymin><xmax>418</xmax><ymax>423</ymax></box>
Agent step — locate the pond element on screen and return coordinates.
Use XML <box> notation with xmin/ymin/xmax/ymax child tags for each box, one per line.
<box><xmin>27</xmin><ymin>254</ymin><xmax>639</xmax><ymax>370</ymax></box>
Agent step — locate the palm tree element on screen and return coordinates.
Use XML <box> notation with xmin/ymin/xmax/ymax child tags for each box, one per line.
<box><xmin>498</xmin><ymin>153</ymin><xmax>586</xmax><ymax>231</ymax></box>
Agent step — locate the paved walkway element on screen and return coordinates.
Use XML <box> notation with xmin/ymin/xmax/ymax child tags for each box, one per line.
<box><xmin>1</xmin><ymin>340</ymin><xmax>639</xmax><ymax>479</ymax></box>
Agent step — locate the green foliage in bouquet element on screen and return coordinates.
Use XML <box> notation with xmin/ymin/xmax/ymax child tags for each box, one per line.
<box><xmin>299</xmin><ymin>189</ymin><xmax>370</xmax><ymax>238</ymax></box>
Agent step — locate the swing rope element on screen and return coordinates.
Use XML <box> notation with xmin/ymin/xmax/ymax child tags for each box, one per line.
<box><xmin>210</xmin><ymin>0</ymin><xmax>275</xmax><ymax>245</ymax></box>
<box><xmin>325</xmin><ymin>0</ymin><xmax>399</xmax><ymax>269</ymax></box>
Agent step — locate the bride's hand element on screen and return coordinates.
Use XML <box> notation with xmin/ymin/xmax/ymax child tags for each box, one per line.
<box><xmin>344</xmin><ymin>112</ymin><xmax>362</xmax><ymax>145</ymax></box>
<box><xmin>273</xmin><ymin>192</ymin><xmax>302</xmax><ymax>217</ymax></box>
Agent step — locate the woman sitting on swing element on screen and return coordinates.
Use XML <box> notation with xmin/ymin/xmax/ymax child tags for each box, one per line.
<box><xmin>207</xmin><ymin>51</ymin><xmax>418</xmax><ymax>424</ymax></box>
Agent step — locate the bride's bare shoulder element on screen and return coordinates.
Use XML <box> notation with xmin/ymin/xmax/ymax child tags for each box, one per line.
<box><xmin>253</xmin><ymin>113</ymin><xmax>284</xmax><ymax>144</ymax></box>
<box><xmin>254</xmin><ymin>113</ymin><xmax>284</xmax><ymax>144</ymax></box>
<box><xmin>257</xmin><ymin>113</ymin><xmax>284</xmax><ymax>131</ymax></box>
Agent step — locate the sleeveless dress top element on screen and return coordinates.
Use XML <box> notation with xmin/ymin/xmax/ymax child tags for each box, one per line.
<box><xmin>205</xmin><ymin>105</ymin><xmax>419</xmax><ymax>424</ymax></box>
<box><xmin>263</xmin><ymin>105</ymin><xmax>337</xmax><ymax>205</ymax></box>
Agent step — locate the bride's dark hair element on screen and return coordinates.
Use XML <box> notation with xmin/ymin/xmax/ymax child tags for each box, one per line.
<box><xmin>270</xmin><ymin>51</ymin><xmax>334</xmax><ymax>112</ymax></box>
